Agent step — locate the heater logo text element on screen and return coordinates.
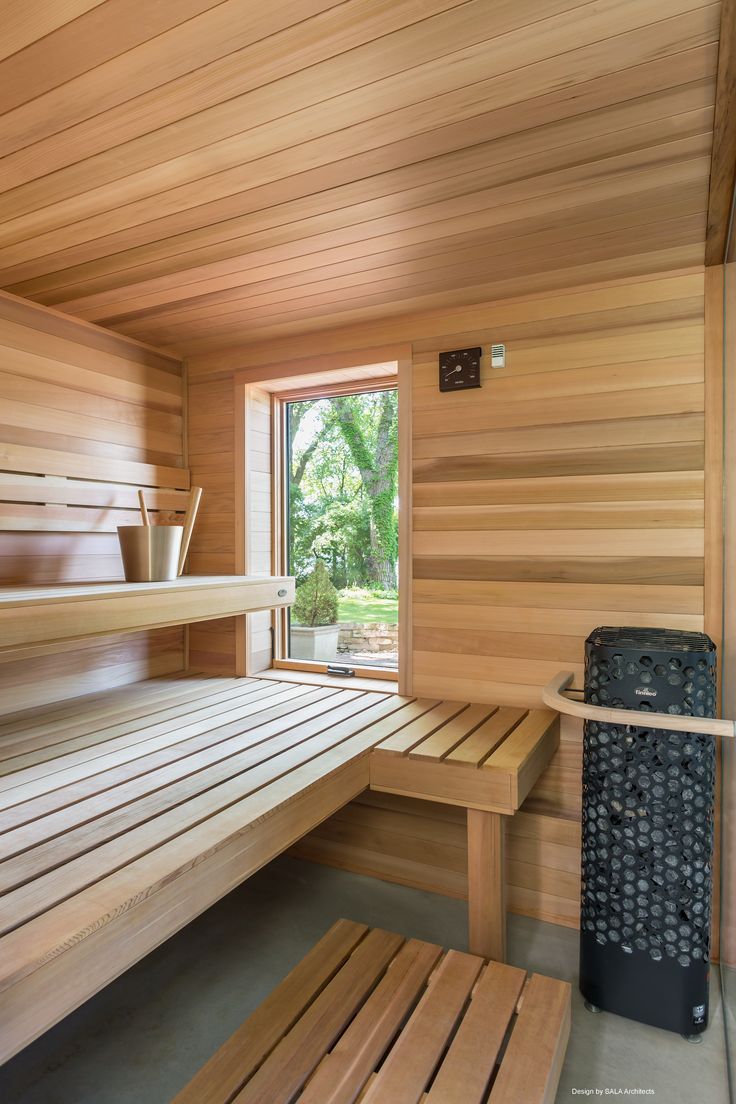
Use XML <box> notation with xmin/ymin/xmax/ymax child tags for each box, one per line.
<box><xmin>634</xmin><ymin>687</ymin><xmax>657</xmax><ymax>697</ymax></box>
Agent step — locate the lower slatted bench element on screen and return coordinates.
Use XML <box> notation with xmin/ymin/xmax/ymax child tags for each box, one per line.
<box><xmin>0</xmin><ymin>674</ymin><xmax>427</xmax><ymax>1063</ymax></box>
<box><xmin>0</xmin><ymin>674</ymin><xmax>561</xmax><ymax>1067</ymax></box>
<box><xmin>174</xmin><ymin>918</ymin><xmax>571</xmax><ymax>1104</ymax></box>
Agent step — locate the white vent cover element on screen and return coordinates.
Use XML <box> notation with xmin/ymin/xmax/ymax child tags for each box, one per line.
<box><xmin>490</xmin><ymin>343</ymin><xmax>506</xmax><ymax>368</ymax></box>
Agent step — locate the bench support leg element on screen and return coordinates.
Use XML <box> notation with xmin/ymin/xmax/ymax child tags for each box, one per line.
<box><xmin>467</xmin><ymin>808</ymin><xmax>506</xmax><ymax>962</ymax></box>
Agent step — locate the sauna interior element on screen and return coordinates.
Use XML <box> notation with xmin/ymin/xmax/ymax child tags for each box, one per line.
<box><xmin>0</xmin><ymin>1</ymin><xmax>735</xmax><ymax>1101</ymax></box>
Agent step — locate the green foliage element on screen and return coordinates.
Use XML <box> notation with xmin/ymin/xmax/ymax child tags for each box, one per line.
<box><xmin>292</xmin><ymin>560</ymin><xmax>339</xmax><ymax>626</ymax></box>
<box><xmin>287</xmin><ymin>390</ymin><xmax>398</xmax><ymax>592</ymax></box>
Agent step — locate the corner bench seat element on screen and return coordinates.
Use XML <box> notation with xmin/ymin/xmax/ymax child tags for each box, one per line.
<box><xmin>174</xmin><ymin>918</ymin><xmax>571</xmax><ymax>1104</ymax></box>
<box><xmin>0</xmin><ymin>674</ymin><xmax>558</xmax><ymax>1064</ymax></box>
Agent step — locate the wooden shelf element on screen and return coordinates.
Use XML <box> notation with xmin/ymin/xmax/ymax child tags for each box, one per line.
<box><xmin>543</xmin><ymin>671</ymin><xmax>735</xmax><ymax>739</ymax></box>
<box><xmin>0</xmin><ymin>575</ymin><xmax>295</xmax><ymax>654</ymax></box>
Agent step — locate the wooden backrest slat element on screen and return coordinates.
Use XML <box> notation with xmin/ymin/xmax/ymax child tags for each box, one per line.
<box><xmin>171</xmin><ymin>919</ymin><xmax>370</xmax><ymax>1104</ymax></box>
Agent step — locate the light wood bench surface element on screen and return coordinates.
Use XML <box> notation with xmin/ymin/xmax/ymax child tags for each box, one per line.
<box><xmin>371</xmin><ymin>702</ymin><xmax>560</xmax><ymax>962</ymax></box>
<box><xmin>174</xmin><ymin>918</ymin><xmax>571</xmax><ymax>1104</ymax></box>
<box><xmin>0</xmin><ymin>675</ymin><xmax>559</xmax><ymax>1065</ymax></box>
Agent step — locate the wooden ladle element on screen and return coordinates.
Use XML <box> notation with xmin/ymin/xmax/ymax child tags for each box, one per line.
<box><xmin>177</xmin><ymin>486</ymin><xmax>203</xmax><ymax>576</ymax></box>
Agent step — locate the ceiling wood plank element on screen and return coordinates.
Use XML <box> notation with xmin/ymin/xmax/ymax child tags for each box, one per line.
<box><xmin>0</xmin><ymin>0</ymin><xmax>725</xmax><ymax>353</ymax></box>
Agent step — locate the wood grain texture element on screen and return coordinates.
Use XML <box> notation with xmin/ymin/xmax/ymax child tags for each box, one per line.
<box><xmin>186</xmin><ymin>269</ymin><xmax>708</xmax><ymax>929</ymax></box>
<box><xmin>0</xmin><ymin>676</ymin><xmax>523</xmax><ymax>1063</ymax></box>
<box><xmin>0</xmin><ymin>576</ymin><xmax>294</xmax><ymax>654</ymax></box>
<box><xmin>722</xmin><ymin>262</ymin><xmax>736</xmax><ymax>968</ymax></box>
<box><xmin>467</xmin><ymin>810</ymin><xmax>507</xmax><ymax>960</ymax></box>
<box><xmin>705</xmin><ymin>0</ymin><xmax>736</xmax><ymax>263</ymax></box>
<box><xmin>0</xmin><ymin>1</ymin><xmax>722</xmax><ymax>352</ymax></box>
<box><xmin>176</xmin><ymin>920</ymin><xmax>569</xmax><ymax>1104</ymax></box>
<box><xmin>0</xmin><ymin>289</ymin><xmax>188</xmax><ymax>709</ymax></box>
<box><xmin>187</xmin><ymin>374</ymin><xmax>238</xmax><ymax>673</ymax></box>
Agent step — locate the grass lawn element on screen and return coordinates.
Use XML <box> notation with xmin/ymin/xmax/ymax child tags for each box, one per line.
<box><xmin>338</xmin><ymin>590</ymin><xmax>398</xmax><ymax>624</ymax></box>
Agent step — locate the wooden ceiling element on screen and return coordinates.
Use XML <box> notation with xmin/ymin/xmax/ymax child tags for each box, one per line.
<box><xmin>0</xmin><ymin>0</ymin><xmax>727</xmax><ymax>356</ymax></box>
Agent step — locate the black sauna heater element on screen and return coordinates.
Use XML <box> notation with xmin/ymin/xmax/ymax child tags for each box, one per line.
<box><xmin>580</xmin><ymin>627</ymin><xmax>717</xmax><ymax>1037</ymax></box>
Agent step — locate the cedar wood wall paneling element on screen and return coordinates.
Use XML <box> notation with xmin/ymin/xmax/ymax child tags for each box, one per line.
<box><xmin>0</xmin><ymin>291</ymin><xmax>189</xmax><ymax>711</ymax></box>
<box><xmin>187</xmin><ymin>381</ymin><xmax>273</xmax><ymax>675</ymax></box>
<box><xmin>186</xmin><ymin>269</ymin><xmax>707</xmax><ymax>928</ymax></box>
<box><xmin>187</xmin><ymin>374</ymin><xmax>238</xmax><ymax>674</ymax></box>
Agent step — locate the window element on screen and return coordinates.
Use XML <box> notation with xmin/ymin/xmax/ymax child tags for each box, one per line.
<box><xmin>276</xmin><ymin>383</ymin><xmax>399</xmax><ymax>676</ymax></box>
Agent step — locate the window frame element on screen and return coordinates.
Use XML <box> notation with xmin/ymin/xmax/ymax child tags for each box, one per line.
<box><xmin>272</xmin><ymin>376</ymin><xmax>401</xmax><ymax>683</ymax></box>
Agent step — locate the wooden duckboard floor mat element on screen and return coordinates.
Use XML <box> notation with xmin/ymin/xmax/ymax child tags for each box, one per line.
<box><xmin>174</xmin><ymin>918</ymin><xmax>571</xmax><ymax>1104</ymax></box>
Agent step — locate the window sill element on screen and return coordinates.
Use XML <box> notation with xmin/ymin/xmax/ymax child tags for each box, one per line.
<box><xmin>260</xmin><ymin>667</ymin><xmax>399</xmax><ymax>694</ymax></box>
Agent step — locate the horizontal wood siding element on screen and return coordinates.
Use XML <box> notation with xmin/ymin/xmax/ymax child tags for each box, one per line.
<box><xmin>0</xmin><ymin>291</ymin><xmax>188</xmax><ymax>709</ymax></box>
<box><xmin>186</xmin><ymin>270</ymin><xmax>707</xmax><ymax>927</ymax></box>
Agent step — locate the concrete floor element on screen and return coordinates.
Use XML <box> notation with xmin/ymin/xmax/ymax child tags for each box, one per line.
<box><xmin>0</xmin><ymin>856</ymin><xmax>731</xmax><ymax>1104</ymax></box>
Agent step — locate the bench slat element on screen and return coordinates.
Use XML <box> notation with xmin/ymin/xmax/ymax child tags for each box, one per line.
<box><xmin>408</xmin><ymin>703</ymin><xmax>497</xmax><ymax>762</ymax></box>
<box><xmin>172</xmin><ymin>919</ymin><xmax>370</xmax><ymax>1104</ymax></box>
<box><xmin>0</xmin><ymin>687</ymin><xmax>336</xmax><ymax>833</ymax></box>
<box><xmin>361</xmin><ymin>949</ymin><xmax>484</xmax><ymax>1104</ymax></box>
<box><xmin>375</xmin><ymin>700</ymin><xmax>461</xmax><ymax>755</ymax></box>
<box><xmin>444</xmin><ymin>707</ymin><xmax>525</xmax><ymax>768</ymax></box>
<box><xmin>0</xmin><ymin>678</ymin><xmax>277</xmax><ymax>766</ymax></box>
<box><xmin>0</xmin><ymin>673</ymin><xmax>223</xmax><ymax>739</ymax></box>
<box><xmin>0</xmin><ymin>695</ymin><xmax>410</xmax><ymax>933</ymax></box>
<box><xmin>233</xmin><ymin>927</ymin><xmax>405</xmax><ymax>1104</ymax></box>
<box><xmin>0</xmin><ymin>684</ymin><xmax>320</xmax><ymax>808</ymax></box>
<box><xmin>0</xmin><ymin>690</ymin><xmax>364</xmax><ymax>887</ymax></box>
<box><xmin>0</xmin><ymin>681</ymin><xmax>294</xmax><ymax>781</ymax></box>
<box><xmin>298</xmin><ymin>937</ymin><xmax>443</xmax><ymax>1104</ymax></box>
<box><xmin>0</xmin><ymin>668</ymin><xmax>569</xmax><ymax>1081</ymax></box>
<box><xmin>0</xmin><ymin>698</ymin><xmax>423</xmax><ymax>992</ymax></box>
<box><xmin>425</xmin><ymin>960</ymin><xmax>527</xmax><ymax>1104</ymax></box>
<box><xmin>488</xmin><ymin>973</ymin><xmax>572</xmax><ymax>1104</ymax></box>
<box><xmin>484</xmin><ymin>710</ymin><xmax>560</xmax><ymax>806</ymax></box>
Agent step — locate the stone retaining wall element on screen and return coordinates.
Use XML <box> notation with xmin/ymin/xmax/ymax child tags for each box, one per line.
<box><xmin>337</xmin><ymin>621</ymin><xmax>398</xmax><ymax>654</ymax></box>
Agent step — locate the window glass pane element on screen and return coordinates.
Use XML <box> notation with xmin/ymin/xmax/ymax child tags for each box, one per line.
<box><xmin>285</xmin><ymin>389</ymin><xmax>398</xmax><ymax>670</ymax></box>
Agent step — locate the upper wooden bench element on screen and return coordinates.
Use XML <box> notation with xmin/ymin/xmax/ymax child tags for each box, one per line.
<box><xmin>174</xmin><ymin>918</ymin><xmax>572</xmax><ymax>1104</ymax></box>
<box><xmin>0</xmin><ymin>674</ymin><xmax>558</xmax><ymax>1065</ymax></box>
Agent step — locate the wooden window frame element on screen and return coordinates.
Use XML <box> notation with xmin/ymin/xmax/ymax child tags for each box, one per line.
<box><xmin>272</xmin><ymin>375</ymin><xmax>402</xmax><ymax>684</ymax></box>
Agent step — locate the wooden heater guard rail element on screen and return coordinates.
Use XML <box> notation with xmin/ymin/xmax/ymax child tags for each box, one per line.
<box><xmin>543</xmin><ymin>671</ymin><xmax>736</xmax><ymax>739</ymax></box>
